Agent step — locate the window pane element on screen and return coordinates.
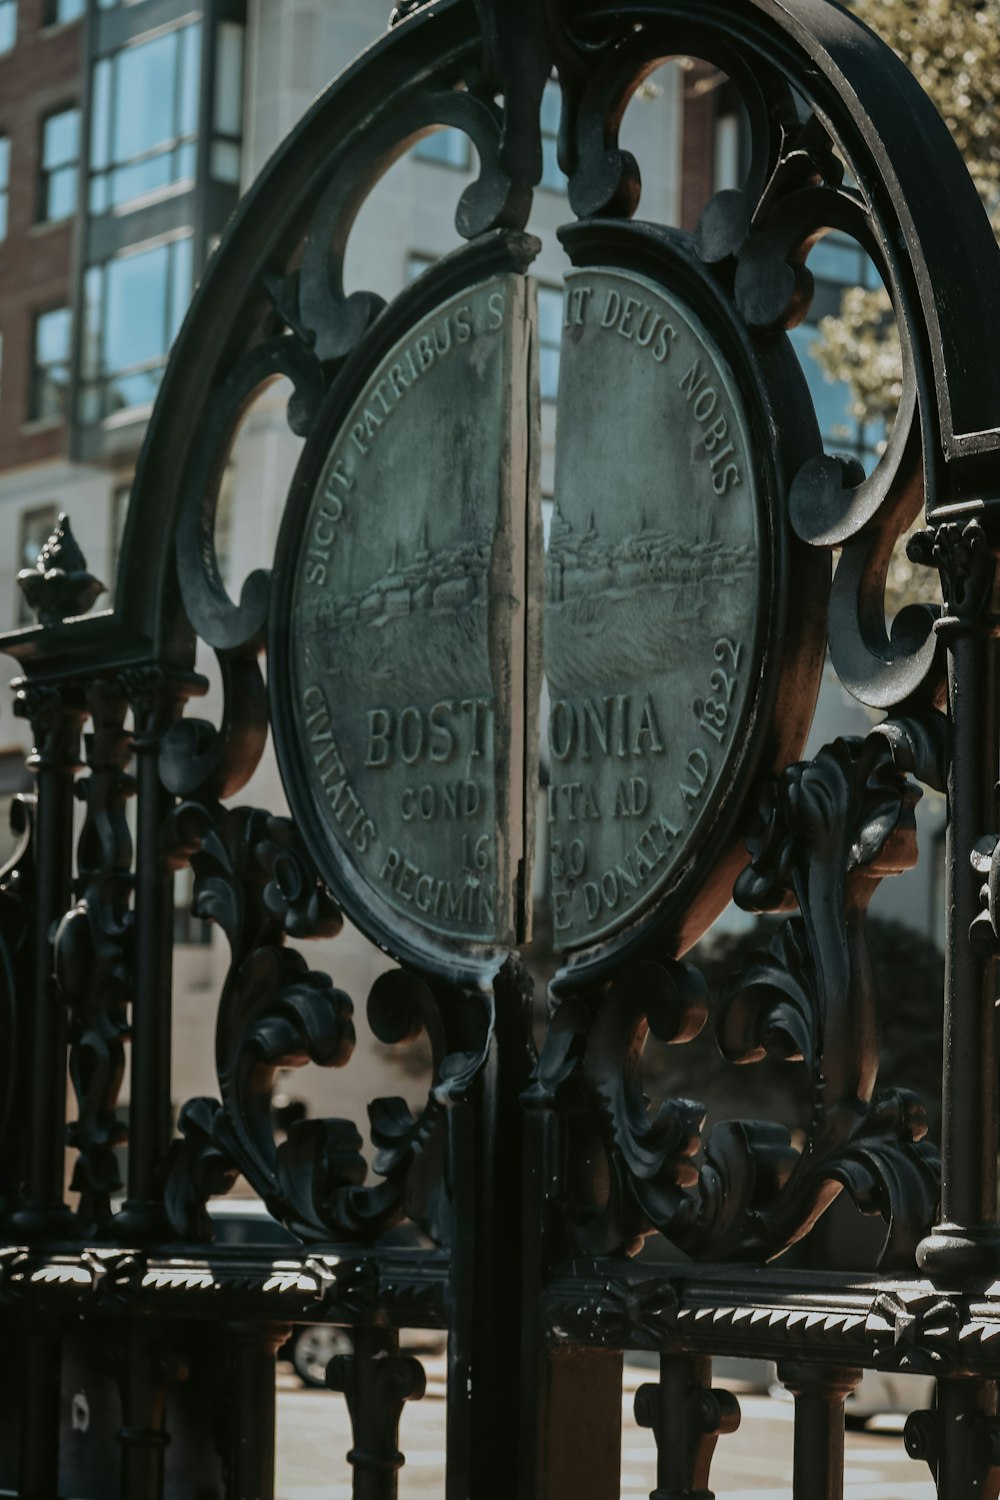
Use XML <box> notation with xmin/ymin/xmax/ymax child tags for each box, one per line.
<box><xmin>81</xmin><ymin>266</ymin><xmax>102</xmax><ymax>380</ymax></box>
<box><xmin>20</xmin><ymin>507</ymin><xmax>57</xmax><ymax>571</ymax></box>
<box><xmin>43</xmin><ymin>109</ymin><xmax>80</xmax><ymax>170</ymax></box>
<box><xmin>105</xmin><ymin>243</ymin><xmax>170</xmax><ymax>372</ymax></box>
<box><xmin>18</xmin><ymin>508</ymin><xmax>59</xmax><ymax>622</ymax></box>
<box><xmin>46</xmin><ymin>164</ymin><xmax>77</xmax><ymax>219</ymax></box>
<box><xmin>90</xmin><ymin>59</ymin><xmax>112</xmax><ymax>171</ymax></box>
<box><xmin>114</xmin><ymin>33</ymin><xmax>178</xmax><ymax>162</ymax></box>
<box><xmin>214</xmin><ymin>22</ymin><xmax>244</xmax><ymax>137</ymax></box>
<box><xmin>210</xmin><ymin>139</ymin><xmax>241</xmax><ymax>183</ymax></box>
<box><xmin>37</xmin><ymin>307</ymin><xmax>71</xmax><ymax>365</ymax></box>
<box><xmin>414</xmin><ymin>129</ymin><xmax>468</xmax><ymax>168</ymax></box>
<box><xmin>178</xmin><ymin>22</ymin><xmax>202</xmax><ymax>139</ymax></box>
<box><xmin>53</xmin><ymin>0</ymin><xmax>86</xmax><ymax>20</ymax></box>
<box><xmin>539</xmin><ymin>346</ymin><xmax>560</xmax><ymax>403</ymax></box>
<box><xmin>112</xmin><ymin>151</ymin><xmax>175</xmax><ymax>207</ymax></box>
<box><xmin>109</xmin><ymin>369</ymin><xmax>161</xmax><ymax>410</ymax></box>
<box><xmin>0</xmin><ymin>1</ymin><xmax>16</xmax><ymax>55</ymax></box>
<box><xmin>537</xmin><ymin>286</ymin><xmax>563</xmax><ymax>345</ymax></box>
<box><xmin>809</xmin><ymin>236</ymin><xmax>866</xmax><ymax>285</ymax></box>
<box><xmin>41</xmin><ymin>109</ymin><xmax>80</xmax><ymax>220</ymax></box>
<box><xmin>169</xmin><ymin>234</ymin><xmax>193</xmax><ymax>340</ymax></box>
<box><xmin>94</xmin><ymin>23</ymin><xmax>202</xmax><ymax>212</ymax></box>
<box><xmin>81</xmin><ymin>236</ymin><xmax>193</xmax><ymax>419</ymax></box>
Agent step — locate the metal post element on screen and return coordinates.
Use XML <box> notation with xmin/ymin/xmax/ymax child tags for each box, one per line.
<box><xmin>18</xmin><ymin>1315</ymin><xmax>63</xmax><ymax>1500</ymax></box>
<box><xmin>916</xmin><ymin>523</ymin><xmax>1000</xmax><ymax>1278</ymax></box>
<box><xmin>778</xmin><ymin>1362</ymin><xmax>861</xmax><ymax>1500</ymax></box>
<box><xmin>327</xmin><ymin>1327</ymin><xmax>425</xmax><ymax>1500</ymax></box>
<box><xmin>226</xmin><ymin>1324</ymin><xmax>289</xmax><ymax>1500</ymax></box>
<box><xmin>118</xmin><ymin>671</ymin><xmax>181</xmax><ymax>1239</ymax></box>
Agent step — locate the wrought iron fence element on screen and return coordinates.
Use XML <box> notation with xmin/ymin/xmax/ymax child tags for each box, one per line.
<box><xmin>2</xmin><ymin>1</ymin><xmax>1000</xmax><ymax>1497</ymax></box>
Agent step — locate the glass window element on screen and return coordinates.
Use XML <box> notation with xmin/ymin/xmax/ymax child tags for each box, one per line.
<box><xmin>539</xmin><ymin>80</ymin><xmax>562</xmax><ymax>192</ymax></box>
<box><xmin>18</xmin><ymin>505</ymin><xmax>58</xmax><ymax>623</ymax></box>
<box><xmin>90</xmin><ymin>21</ymin><xmax>202</xmax><ymax>214</ymax></box>
<box><xmin>0</xmin><ymin>137</ymin><xmax>9</xmax><ymax>241</ymax></box>
<box><xmin>0</xmin><ymin>1</ymin><xmax>15</xmax><ymax>55</ymax></box>
<box><xmin>414</xmin><ymin>128</ymin><xmax>469</xmax><ymax>170</ymax></box>
<box><xmin>537</xmin><ymin>285</ymin><xmax>563</xmax><ymax>402</ymax></box>
<box><xmin>31</xmin><ymin>307</ymin><xmax>72</xmax><ymax>422</ymax></box>
<box><xmin>211</xmin><ymin>21</ymin><xmax>244</xmax><ymax>185</ymax></box>
<box><xmin>407</xmin><ymin>252</ymin><xmax>433</xmax><ymax>282</ymax></box>
<box><xmin>80</xmin><ymin>234</ymin><xmax>193</xmax><ymax>421</ymax></box>
<box><xmin>49</xmin><ymin>0</ymin><xmax>85</xmax><ymax>23</ymax></box>
<box><xmin>789</xmin><ymin>233</ymin><xmax>887</xmax><ymax>472</ymax></box>
<box><xmin>40</xmin><ymin>107</ymin><xmax>80</xmax><ymax>221</ymax></box>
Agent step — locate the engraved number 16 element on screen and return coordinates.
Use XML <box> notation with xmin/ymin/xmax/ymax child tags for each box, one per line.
<box><xmin>462</xmin><ymin>834</ymin><xmax>491</xmax><ymax>872</ymax></box>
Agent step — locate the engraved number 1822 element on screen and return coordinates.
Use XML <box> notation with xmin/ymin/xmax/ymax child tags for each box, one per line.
<box><xmin>698</xmin><ymin>638</ymin><xmax>741</xmax><ymax>746</ymax></box>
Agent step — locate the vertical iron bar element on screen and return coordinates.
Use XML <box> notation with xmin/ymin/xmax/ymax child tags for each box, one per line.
<box><xmin>445</xmin><ymin>1098</ymin><xmax>475</xmax><ymax>1500</ymax></box>
<box><xmin>464</xmin><ymin>962</ymin><xmax>534</xmax><ymax>1497</ymax></box>
<box><xmin>778</xmin><ymin>1362</ymin><xmax>860</xmax><ymax>1500</ymax></box>
<box><xmin>521</xmin><ymin>1076</ymin><xmax>624</xmax><ymax>1500</ymax></box>
<box><xmin>634</xmin><ymin>1352</ymin><xmax>741</xmax><ymax>1500</ymax></box>
<box><xmin>327</xmin><ymin>1326</ymin><xmax>425</xmax><ymax>1500</ymax></box>
<box><xmin>917</xmin><ymin>525</ymin><xmax>1000</xmax><ymax>1278</ymax></box>
<box><xmin>117</xmin><ymin>1323</ymin><xmax>177</xmax><ymax>1500</ymax></box>
<box><xmin>118</xmin><ymin>672</ymin><xmax>181</xmax><ymax>1239</ymax></box>
<box><xmin>11</xmin><ymin>684</ymin><xmax>84</xmax><ymax>1235</ymax></box>
<box><xmin>226</xmin><ymin>1324</ymin><xmax>289</xmax><ymax>1500</ymax></box>
<box><xmin>18</xmin><ymin>1315</ymin><xmax>63</xmax><ymax>1500</ymax></box>
<box><xmin>934</xmin><ymin>1376</ymin><xmax>1000</xmax><ymax>1500</ymax></box>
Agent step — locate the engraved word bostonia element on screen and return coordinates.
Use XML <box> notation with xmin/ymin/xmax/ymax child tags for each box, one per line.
<box><xmin>295</xmin><ymin>287</ymin><xmax>510</xmax><ymax>935</ymax></box>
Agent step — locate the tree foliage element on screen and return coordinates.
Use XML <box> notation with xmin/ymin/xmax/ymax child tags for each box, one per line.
<box><xmin>814</xmin><ymin>1</ymin><xmax>1000</xmax><ymax>403</ymax></box>
<box><xmin>810</xmin><ymin>0</ymin><xmax>999</xmax><ymax>610</ymax></box>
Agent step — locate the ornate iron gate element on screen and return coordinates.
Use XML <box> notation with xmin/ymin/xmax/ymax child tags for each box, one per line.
<box><xmin>3</xmin><ymin>0</ymin><xmax>1000</xmax><ymax>1496</ymax></box>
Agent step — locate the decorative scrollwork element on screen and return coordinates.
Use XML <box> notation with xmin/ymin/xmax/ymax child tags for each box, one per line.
<box><xmin>163</xmin><ymin>797</ymin><xmax>495</xmax><ymax>1243</ymax></box>
<box><xmin>56</xmin><ymin>681</ymin><xmax>134</xmax><ymax>1235</ymax></box>
<box><xmin>534</xmin><ymin>716</ymin><xmax>946</xmax><ymax>1267</ymax></box>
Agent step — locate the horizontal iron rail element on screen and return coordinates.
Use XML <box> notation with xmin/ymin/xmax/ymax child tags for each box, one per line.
<box><xmin>544</xmin><ymin>1258</ymin><xmax>1000</xmax><ymax>1375</ymax></box>
<box><xmin>0</xmin><ymin>1244</ymin><xmax>450</xmax><ymax>1329</ymax></box>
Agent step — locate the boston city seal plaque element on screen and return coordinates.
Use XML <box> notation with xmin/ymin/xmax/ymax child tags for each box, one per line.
<box><xmin>271</xmin><ymin>257</ymin><xmax>541</xmax><ymax>973</ymax></box>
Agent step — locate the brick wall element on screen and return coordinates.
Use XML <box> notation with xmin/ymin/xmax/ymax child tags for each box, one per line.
<box><xmin>678</xmin><ymin>59</ymin><xmax>718</xmax><ymax>233</ymax></box>
<box><xmin>0</xmin><ymin>0</ymin><xmax>83</xmax><ymax>474</ymax></box>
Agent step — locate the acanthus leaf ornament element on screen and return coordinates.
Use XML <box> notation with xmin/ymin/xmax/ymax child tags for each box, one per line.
<box><xmin>58</xmin><ymin>680</ymin><xmax>134</xmax><ymax>1236</ymax></box>
<box><xmin>534</xmin><ymin>716</ymin><xmax>945</xmax><ymax>1265</ymax></box>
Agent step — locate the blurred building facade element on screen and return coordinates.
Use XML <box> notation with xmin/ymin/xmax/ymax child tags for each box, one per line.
<box><xmin>0</xmin><ymin>1</ymin><xmax>944</xmax><ymax>1173</ymax></box>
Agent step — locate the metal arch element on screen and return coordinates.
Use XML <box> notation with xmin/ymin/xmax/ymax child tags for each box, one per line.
<box><xmin>566</xmin><ymin>0</ymin><xmax>1000</xmax><ymax>498</ymax></box>
<box><xmin>112</xmin><ymin>0</ymin><xmax>487</xmax><ymax>660</ymax></box>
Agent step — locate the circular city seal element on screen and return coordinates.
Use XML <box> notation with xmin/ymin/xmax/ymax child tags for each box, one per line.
<box><xmin>271</xmin><ymin>265</ymin><xmax>542</xmax><ymax>977</ymax></box>
<box><xmin>546</xmin><ymin>264</ymin><xmax>791</xmax><ymax>954</ymax></box>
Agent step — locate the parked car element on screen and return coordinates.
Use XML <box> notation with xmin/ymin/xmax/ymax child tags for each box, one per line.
<box><xmin>766</xmin><ymin>1362</ymin><xmax>936</xmax><ymax>1430</ymax></box>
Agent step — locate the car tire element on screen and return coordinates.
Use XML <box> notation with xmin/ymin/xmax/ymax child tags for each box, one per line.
<box><xmin>287</xmin><ymin>1325</ymin><xmax>353</xmax><ymax>1388</ymax></box>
